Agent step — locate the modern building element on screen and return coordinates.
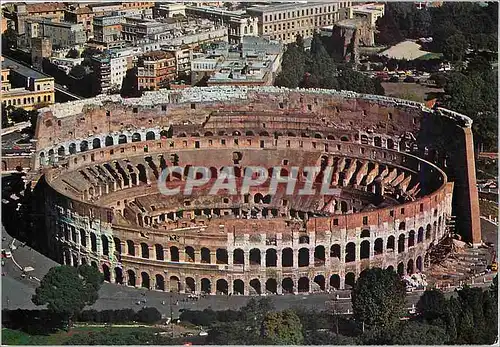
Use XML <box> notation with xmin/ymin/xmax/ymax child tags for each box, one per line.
<box><xmin>162</xmin><ymin>45</ymin><xmax>201</xmax><ymax>77</ymax></box>
<box><xmin>91</xmin><ymin>55</ymin><xmax>111</xmax><ymax>95</ymax></box>
<box><xmin>1</xmin><ymin>56</ymin><xmax>55</xmax><ymax>111</ymax></box>
<box><xmin>93</xmin><ymin>15</ymin><xmax>123</xmax><ymax>44</ymax></box>
<box><xmin>137</xmin><ymin>50</ymin><xmax>176</xmax><ymax>91</ymax></box>
<box><xmin>23</xmin><ymin>19</ymin><xmax>86</xmax><ymax>48</ymax></box>
<box><xmin>246</xmin><ymin>2</ymin><xmax>351</xmax><ymax>44</ymax></box>
<box><xmin>64</xmin><ymin>6</ymin><xmax>96</xmax><ymax>39</ymax></box>
<box><xmin>185</xmin><ymin>5</ymin><xmax>259</xmax><ymax>44</ymax></box>
<box><xmin>346</xmin><ymin>3</ymin><xmax>385</xmax><ymax>27</ymax></box>
<box><xmin>154</xmin><ymin>3</ymin><xmax>187</xmax><ymax>18</ymax></box>
<box><xmin>121</xmin><ymin>16</ymin><xmax>175</xmax><ymax>43</ymax></box>
<box><xmin>91</xmin><ymin>49</ymin><xmax>135</xmax><ymax>94</ymax></box>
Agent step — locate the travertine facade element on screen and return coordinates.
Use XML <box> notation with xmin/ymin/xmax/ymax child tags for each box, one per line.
<box><xmin>32</xmin><ymin>86</ymin><xmax>480</xmax><ymax>295</ymax></box>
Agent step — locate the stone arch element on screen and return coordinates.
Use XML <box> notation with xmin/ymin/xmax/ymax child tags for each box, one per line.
<box><xmin>360</xmin><ymin>229</ymin><xmax>370</xmax><ymax>238</ymax></box>
<box><xmin>399</xmin><ymin>221</ymin><xmax>406</xmax><ymax>230</ymax></box>
<box><xmin>114</xmin><ymin>267</ymin><xmax>123</xmax><ymax>284</ymax></box>
<box><xmin>397</xmin><ymin>262</ymin><xmax>404</xmax><ymax>276</ymax></box>
<box><xmin>146</xmin><ymin>131</ymin><xmax>155</xmax><ymax>140</ymax></box>
<box><xmin>169</xmin><ymin>276</ymin><xmax>180</xmax><ymax>292</ymax></box>
<box><xmin>298</xmin><ymin>277</ymin><xmax>309</xmax><ymax>293</ymax></box>
<box><xmin>417</xmin><ymin>227</ymin><xmax>424</xmax><ymax>243</ymax></box>
<box><xmin>185</xmin><ymin>246</ymin><xmax>195</xmax><ymax>262</ymax></box>
<box><xmin>102</xmin><ymin>264</ymin><xmax>111</xmax><ymax>282</ymax></box>
<box><xmin>69</xmin><ymin>143</ymin><xmax>77</xmax><ymax>154</ymax></box>
<box><xmin>118</xmin><ymin>134</ymin><xmax>127</xmax><ymax>144</ymax></box>
<box><xmin>132</xmin><ymin>132</ymin><xmax>141</xmax><ymax>142</ymax></box>
<box><xmin>387</xmin><ymin>265</ymin><xmax>394</xmax><ymax>272</ymax></box>
<box><xmin>408</xmin><ymin>230</ymin><xmax>415</xmax><ymax>248</ymax></box>
<box><xmin>360</xmin><ymin>240</ymin><xmax>370</xmax><ymax>259</ymax></box>
<box><xmin>374</xmin><ymin>136</ymin><xmax>382</xmax><ymax>147</ymax></box>
<box><xmin>259</xmin><ymin>131</ymin><xmax>269</xmax><ymax>136</ymax></box>
<box><xmin>216</xmin><ymin>248</ymin><xmax>228</xmax><ymax>264</ymax></box>
<box><xmin>233</xmin><ymin>279</ymin><xmax>244</xmax><ymax>295</ymax></box>
<box><xmin>314</xmin><ymin>245</ymin><xmax>325</xmax><ymax>265</ymax></box>
<box><xmin>201</xmin><ymin>247</ymin><xmax>211</xmax><ymax>263</ymax></box>
<box><xmin>374</xmin><ymin>238</ymin><xmax>383</xmax><ymax>255</ymax></box>
<box><xmin>216</xmin><ymin>279</ymin><xmax>228</xmax><ymax>294</ymax></box>
<box><xmin>330</xmin><ymin>244</ymin><xmax>341</xmax><ymax>259</ymax></box>
<box><xmin>170</xmin><ymin>246</ymin><xmax>179</xmax><ymax>262</ymax></box>
<box><xmin>265</xmin><ymin>278</ymin><xmax>277</xmax><ymax>294</ymax></box>
<box><xmin>155</xmin><ymin>274</ymin><xmax>165</xmax><ymax>291</ymax></box>
<box><xmin>345</xmin><ymin>272</ymin><xmax>355</xmax><ymax>288</ymax></box>
<box><xmin>407</xmin><ymin>259</ymin><xmax>414</xmax><ymax>274</ymax></box>
<box><xmin>127</xmin><ymin>270</ymin><xmax>136</xmax><ymax>286</ymax></box>
<box><xmin>298</xmin><ymin>248</ymin><xmax>309</xmax><ymax>267</ymax></box>
<box><xmin>250</xmin><ymin>278</ymin><xmax>261</xmax><ymax>294</ymax></box>
<box><xmin>416</xmin><ymin>256</ymin><xmax>423</xmax><ymax>271</ymax></box>
<box><xmin>245</xmin><ymin>130</ymin><xmax>255</xmax><ymax>136</ymax></box>
<box><xmin>101</xmin><ymin>235</ymin><xmax>109</xmax><ymax>255</ymax></box>
<box><xmin>80</xmin><ymin>140</ymin><xmax>89</xmax><ymax>152</ymax></box>
<box><xmin>233</xmin><ymin>248</ymin><xmax>244</xmax><ymax>265</ymax></box>
<box><xmin>90</xmin><ymin>233</ymin><xmax>97</xmax><ymax>252</ymax></box>
<box><xmin>282</xmin><ymin>277</ymin><xmax>294</xmax><ymax>294</ymax></box>
<box><xmin>140</xmin><ymin>242</ymin><xmax>149</xmax><ymax>258</ymax></box>
<box><xmin>314</xmin><ymin>132</ymin><xmax>323</xmax><ymax>139</ymax></box>
<box><xmin>127</xmin><ymin>240</ymin><xmax>135</xmax><ymax>256</ymax></box>
<box><xmin>313</xmin><ymin>275</ymin><xmax>325</xmax><ymax>291</ymax></box>
<box><xmin>266</xmin><ymin>249</ymin><xmax>277</xmax><ymax>267</ymax></box>
<box><xmin>58</xmin><ymin>146</ymin><xmax>65</xmax><ymax>158</ymax></box>
<box><xmin>201</xmin><ymin>278</ymin><xmax>211</xmax><ymax>293</ymax></box>
<box><xmin>113</xmin><ymin>237</ymin><xmax>121</xmax><ymax>254</ymax></box>
<box><xmin>141</xmin><ymin>271</ymin><xmax>150</xmax><ymax>288</ymax></box>
<box><xmin>345</xmin><ymin>242</ymin><xmax>355</xmax><ymax>262</ymax></box>
<box><xmin>330</xmin><ymin>274</ymin><xmax>340</xmax><ymax>289</ymax></box>
<box><xmin>387</xmin><ymin>236</ymin><xmax>395</xmax><ymax>251</ymax></box>
<box><xmin>186</xmin><ymin>277</ymin><xmax>195</xmax><ymax>293</ymax></box>
<box><xmin>249</xmin><ymin>248</ymin><xmax>261</xmax><ymax>265</ymax></box>
<box><xmin>387</xmin><ymin>138</ymin><xmax>394</xmax><ymax>149</ymax></box>
<box><xmin>426</xmin><ymin>224</ymin><xmax>432</xmax><ymax>240</ymax></box>
<box><xmin>155</xmin><ymin>244</ymin><xmax>164</xmax><ymax>260</ymax></box>
<box><xmin>105</xmin><ymin>136</ymin><xmax>114</xmax><ymax>146</ymax></box>
<box><xmin>282</xmin><ymin>248</ymin><xmax>293</xmax><ymax>267</ymax></box>
<box><xmin>398</xmin><ymin>234</ymin><xmax>405</xmax><ymax>253</ymax></box>
<box><xmin>92</xmin><ymin>138</ymin><xmax>101</xmax><ymax>149</ymax></box>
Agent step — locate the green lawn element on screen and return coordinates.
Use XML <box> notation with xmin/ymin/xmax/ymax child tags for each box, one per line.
<box><xmin>418</xmin><ymin>52</ymin><xmax>444</xmax><ymax>60</ymax></box>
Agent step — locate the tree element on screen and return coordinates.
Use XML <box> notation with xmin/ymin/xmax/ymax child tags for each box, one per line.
<box><xmin>351</xmin><ymin>268</ymin><xmax>406</xmax><ymax>330</ymax></box>
<box><xmin>78</xmin><ymin>264</ymin><xmax>104</xmax><ymax>293</ymax></box>
<box><xmin>32</xmin><ymin>265</ymin><xmax>102</xmax><ymax>329</ymax></box>
<box><xmin>261</xmin><ymin>310</ymin><xmax>303</xmax><ymax>345</ymax></box>
<box><xmin>2</xmin><ymin>21</ymin><xmax>17</xmax><ymax>50</ymax></box>
<box><xmin>416</xmin><ymin>289</ymin><xmax>448</xmax><ymax>322</ymax></box>
<box><xmin>375</xmin><ymin>11</ymin><xmax>403</xmax><ymax>45</ymax></box>
<box><xmin>443</xmin><ymin>33</ymin><xmax>468</xmax><ymax>62</ymax></box>
<box><xmin>66</xmin><ymin>48</ymin><xmax>80</xmax><ymax>59</ymax></box>
<box><xmin>69</xmin><ymin>65</ymin><xmax>87</xmax><ymax>79</ymax></box>
<box><xmin>136</xmin><ymin>307</ymin><xmax>161</xmax><ymax>324</ymax></box>
<box><xmin>391</xmin><ymin>321</ymin><xmax>449</xmax><ymax>345</ymax></box>
<box><xmin>120</xmin><ymin>67</ymin><xmax>142</xmax><ymax>98</ymax></box>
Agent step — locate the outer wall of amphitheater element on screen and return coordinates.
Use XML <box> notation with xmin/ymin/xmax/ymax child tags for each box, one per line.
<box><xmin>31</xmin><ymin>87</ymin><xmax>480</xmax><ymax>295</ymax></box>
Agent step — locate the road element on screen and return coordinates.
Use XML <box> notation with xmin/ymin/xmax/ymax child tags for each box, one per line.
<box><xmin>2</xmin><ymin>224</ymin><xmax>494</xmax><ymax>319</ymax></box>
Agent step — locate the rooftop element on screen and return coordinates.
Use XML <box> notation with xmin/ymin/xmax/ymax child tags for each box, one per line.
<box><xmin>25</xmin><ymin>2</ymin><xmax>66</xmax><ymax>13</ymax></box>
<box><xmin>247</xmin><ymin>2</ymin><xmax>335</xmax><ymax>13</ymax></box>
<box><xmin>1</xmin><ymin>57</ymin><xmax>52</xmax><ymax>80</ymax></box>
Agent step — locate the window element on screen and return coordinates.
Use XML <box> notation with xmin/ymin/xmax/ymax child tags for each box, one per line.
<box><xmin>362</xmin><ymin>216</ymin><xmax>368</xmax><ymax>225</ymax></box>
<box><xmin>400</xmin><ymin>208</ymin><xmax>405</xmax><ymax>214</ymax></box>
<box><xmin>390</xmin><ymin>210</ymin><xmax>394</xmax><ymax>217</ymax></box>
<box><xmin>333</xmin><ymin>218</ymin><xmax>338</xmax><ymax>226</ymax></box>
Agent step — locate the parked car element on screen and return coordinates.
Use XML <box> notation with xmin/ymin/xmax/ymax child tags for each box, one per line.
<box><xmin>404</xmin><ymin>76</ymin><xmax>416</xmax><ymax>83</ymax></box>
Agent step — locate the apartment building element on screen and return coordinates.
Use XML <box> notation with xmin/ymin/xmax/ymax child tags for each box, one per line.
<box><xmin>162</xmin><ymin>45</ymin><xmax>200</xmax><ymax>77</ymax></box>
<box><xmin>1</xmin><ymin>57</ymin><xmax>55</xmax><ymax>111</ymax></box>
<box><xmin>93</xmin><ymin>15</ymin><xmax>123</xmax><ymax>44</ymax></box>
<box><xmin>121</xmin><ymin>16</ymin><xmax>174</xmax><ymax>43</ymax></box>
<box><xmin>64</xmin><ymin>6</ymin><xmax>95</xmax><ymax>39</ymax></box>
<box><xmin>91</xmin><ymin>49</ymin><xmax>135</xmax><ymax>94</ymax></box>
<box><xmin>121</xmin><ymin>2</ymin><xmax>155</xmax><ymax>11</ymax></box>
<box><xmin>346</xmin><ymin>3</ymin><xmax>385</xmax><ymax>27</ymax></box>
<box><xmin>23</xmin><ymin>19</ymin><xmax>86</xmax><ymax>48</ymax></box>
<box><xmin>246</xmin><ymin>2</ymin><xmax>351</xmax><ymax>44</ymax></box>
<box><xmin>185</xmin><ymin>5</ymin><xmax>259</xmax><ymax>44</ymax></box>
<box><xmin>137</xmin><ymin>50</ymin><xmax>176</xmax><ymax>91</ymax></box>
<box><xmin>13</xmin><ymin>2</ymin><xmax>67</xmax><ymax>34</ymax></box>
<box><xmin>154</xmin><ymin>3</ymin><xmax>187</xmax><ymax>18</ymax></box>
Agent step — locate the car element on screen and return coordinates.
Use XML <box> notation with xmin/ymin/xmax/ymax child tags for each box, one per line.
<box><xmin>1</xmin><ymin>249</ymin><xmax>12</xmax><ymax>258</ymax></box>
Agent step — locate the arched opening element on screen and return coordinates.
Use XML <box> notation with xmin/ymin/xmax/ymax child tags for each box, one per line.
<box><xmin>92</xmin><ymin>138</ymin><xmax>101</xmax><ymax>149</ymax></box>
<box><xmin>374</xmin><ymin>137</ymin><xmax>382</xmax><ymax>147</ymax></box>
<box><xmin>265</xmin><ymin>249</ymin><xmax>277</xmax><ymax>267</ymax></box>
<box><xmin>249</xmin><ymin>248</ymin><xmax>261</xmax><ymax>265</ymax></box>
<box><xmin>314</xmin><ymin>246</ymin><xmax>325</xmax><ymax>265</ymax></box>
<box><xmin>90</xmin><ymin>233</ymin><xmax>97</xmax><ymax>252</ymax></box>
<box><xmin>345</xmin><ymin>242</ymin><xmax>355</xmax><ymax>262</ymax></box>
<box><xmin>360</xmin><ymin>240</ymin><xmax>370</xmax><ymax>259</ymax></box>
<box><xmin>282</xmin><ymin>248</ymin><xmax>293</xmax><ymax>267</ymax></box>
<box><xmin>408</xmin><ymin>230</ymin><xmax>415</xmax><ymax>248</ymax></box>
<box><xmin>374</xmin><ymin>238</ymin><xmax>383</xmax><ymax>255</ymax></box>
<box><xmin>80</xmin><ymin>141</ymin><xmax>88</xmax><ymax>152</ymax></box>
<box><xmin>102</xmin><ymin>264</ymin><xmax>111</xmax><ymax>282</ymax></box>
<box><xmin>118</xmin><ymin>134</ymin><xmax>127</xmax><ymax>144</ymax></box>
<box><xmin>250</xmin><ymin>278</ymin><xmax>261</xmax><ymax>295</ymax></box>
<box><xmin>216</xmin><ymin>248</ymin><xmax>228</xmax><ymax>264</ymax></box>
<box><xmin>298</xmin><ymin>248</ymin><xmax>309</xmax><ymax>267</ymax></box>
<box><xmin>141</xmin><ymin>272</ymin><xmax>150</xmax><ymax>289</ymax></box>
<box><xmin>113</xmin><ymin>237</ymin><xmax>121</xmax><ymax>254</ymax></box>
<box><xmin>201</xmin><ymin>278</ymin><xmax>211</xmax><ymax>293</ymax></box>
<box><xmin>245</xmin><ymin>130</ymin><xmax>254</xmax><ymax>136</ymax></box>
<box><xmin>233</xmin><ymin>248</ymin><xmax>244</xmax><ymax>265</ymax></box>
<box><xmin>426</xmin><ymin>224</ymin><xmax>432</xmax><ymax>240</ymax></box>
<box><xmin>360</xmin><ymin>229</ymin><xmax>370</xmax><ymax>238</ymax></box>
<box><xmin>340</xmin><ymin>201</ymin><xmax>348</xmax><ymax>213</ymax></box>
<box><xmin>397</xmin><ymin>262</ymin><xmax>404</xmax><ymax>276</ymax></box>
<box><xmin>330</xmin><ymin>244</ymin><xmax>341</xmax><ymax>260</ymax></box>
<box><xmin>233</xmin><ymin>279</ymin><xmax>244</xmax><ymax>295</ymax></box>
<box><xmin>127</xmin><ymin>270</ymin><xmax>136</xmax><ymax>286</ymax></box>
<box><xmin>416</xmin><ymin>256</ymin><xmax>423</xmax><ymax>271</ymax></box>
<box><xmin>114</xmin><ymin>267</ymin><xmax>123</xmax><ymax>284</ymax></box>
<box><xmin>155</xmin><ymin>244</ymin><xmax>164</xmax><ymax>260</ymax></box>
<box><xmin>101</xmin><ymin>235</ymin><xmax>109</xmax><ymax>255</ymax></box>
<box><xmin>105</xmin><ymin>136</ymin><xmax>114</xmax><ymax>146</ymax></box>
<box><xmin>132</xmin><ymin>133</ymin><xmax>141</xmax><ymax>142</ymax></box>
<box><xmin>216</xmin><ymin>279</ymin><xmax>228</xmax><ymax>295</ymax></box>
<box><xmin>313</xmin><ymin>275</ymin><xmax>325</xmax><ymax>291</ymax></box>
<box><xmin>169</xmin><ymin>276</ymin><xmax>180</xmax><ymax>293</ymax></box>
<box><xmin>387</xmin><ymin>138</ymin><xmax>394</xmax><ymax>149</ymax></box>
<box><xmin>345</xmin><ymin>272</ymin><xmax>355</xmax><ymax>289</ymax></box>
<box><xmin>155</xmin><ymin>274</ymin><xmax>165</xmax><ymax>291</ymax></box>
<box><xmin>417</xmin><ymin>227</ymin><xmax>424</xmax><ymax>243</ymax></box>
<box><xmin>387</xmin><ymin>265</ymin><xmax>394</xmax><ymax>272</ymax></box>
<box><xmin>298</xmin><ymin>277</ymin><xmax>309</xmax><ymax>293</ymax></box>
<box><xmin>185</xmin><ymin>246</ymin><xmax>195</xmax><ymax>262</ymax></box>
<box><xmin>399</xmin><ymin>222</ymin><xmax>406</xmax><ymax>230</ymax></box>
<box><xmin>127</xmin><ymin>240</ymin><xmax>135</xmax><ymax>256</ymax></box>
<box><xmin>265</xmin><ymin>278</ymin><xmax>277</xmax><ymax>294</ymax></box>
<box><xmin>201</xmin><ymin>247</ymin><xmax>211</xmax><ymax>263</ymax></box>
<box><xmin>330</xmin><ymin>274</ymin><xmax>340</xmax><ymax>289</ymax></box>
<box><xmin>69</xmin><ymin>143</ymin><xmax>77</xmax><ymax>154</ymax></box>
<box><xmin>141</xmin><ymin>243</ymin><xmax>149</xmax><ymax>258</ymax></box>
<box><xmin>282</xmin><ymin>277</ymin><xmax>294</xmax><ymax>294</ymax></box>
<box><xmin>387</xmin><ymin>236</ymin><xmax>395</xmax><ymax>251</ymax></box>
<box><xmin>146</xmin><ymin>131</ymin><xmax>155</xmax><ymax>140</ymax></box>
<box><xmin>407</xmin><ymin>259</ymin><xmax>414</xmax><ymax>274</ymax></box>
<box><xmin>170</xmin><ymin>246</ymin><xmax>179</xmax><ymax>262</ymax></box>
<box><xmin>398</xmin><ymin>234</ymin><xmax>405</xmax><ymax>253</ymax></box>
<box><xmin>58</xmin><ymin>146</ymin><xmax>65</xmax><ymax>158</ymax></box>
<box><xmin>186</xmin><ymin>277</ymin><xmax>195</xmax><ymax>293</ymax></box>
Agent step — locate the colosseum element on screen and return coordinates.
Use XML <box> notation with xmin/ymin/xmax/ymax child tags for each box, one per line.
<box><xmin>31</xmin><ymin>86</ymin><xmax>481</xmax><ymax>295</ymax></box>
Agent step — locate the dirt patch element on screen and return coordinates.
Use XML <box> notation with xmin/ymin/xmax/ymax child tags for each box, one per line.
<box><xmin>381</xmin><ymin>82</ymin><xmax>444</xmax><ymax>103</ymax></box>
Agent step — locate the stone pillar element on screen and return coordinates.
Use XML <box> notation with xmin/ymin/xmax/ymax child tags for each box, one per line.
<box><xmin>260</xmin><ymin>248</ymin><xmax>266</xmax><ymax>268</ymax></box>
<box><xmin>293</xmin><ymin>248</ymin><xmax>298</xmax><ymax>268</ymax></box>
<box><xmin>276</xmin><ymin>249</ymin><xmax>282</xmax><ymax>269</ymax></box>
<box><xmin>309</xmin><ymin>247</ymin><xmax>315</xmax><ymax>267</ymax></box>
<box><xmin>210</xmin><ymin>251</ymin><xmax>216</xmax><ymax>264</ymax></box>
<box><xmin>228</xmin><ymin>250</ymin><xmax>233</xmax><ymax>266</ymax></box>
